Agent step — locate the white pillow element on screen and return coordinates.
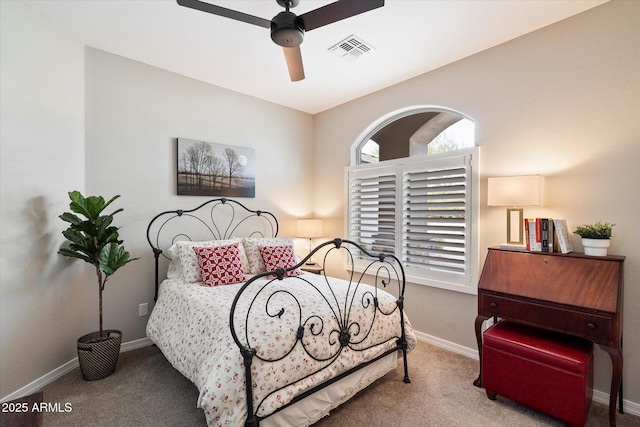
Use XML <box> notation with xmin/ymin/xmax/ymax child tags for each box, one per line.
<box><xmin>176</xmin><ymin>238</ymin><xmax>249</xmax><ymax>282</ymax></box>
<box><xmin>242</xmin><ymin>237</ymin><xmax>295</xmax><ymax>274</ymax></box>
<box><xmin>166</xmin><ymin>243</ymin><xmax>183</xmax><ymax>279</ymax></box>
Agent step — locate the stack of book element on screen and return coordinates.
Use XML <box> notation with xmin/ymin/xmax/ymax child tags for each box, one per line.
<box><xmin>524</xmin><ymin>218</ymin><xmax>573</xmax><ymax>254</ymax></box>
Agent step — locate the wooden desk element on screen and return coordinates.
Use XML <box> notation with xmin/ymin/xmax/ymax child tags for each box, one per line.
<box><xmin>473</xmin><ymin>248</ymin><xmax>624</xmax><ymax>427</ymax></box>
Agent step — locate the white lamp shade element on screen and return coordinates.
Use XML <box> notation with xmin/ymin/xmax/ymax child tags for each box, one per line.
<box><xmin>296</xmin><ymin>219</ymin><xmax>324</xmax><ymax>238</ymax></box>
<box><xmin>487</xmin><ymin>175</ymin><xmax>544</xmax><ymax>207</ymax></box>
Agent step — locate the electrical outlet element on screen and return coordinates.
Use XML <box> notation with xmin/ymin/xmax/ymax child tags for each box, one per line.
<box><xmin>139</xmin><ymin>303</ymin><xmax>148</xmax><ymax>317</ymax></box>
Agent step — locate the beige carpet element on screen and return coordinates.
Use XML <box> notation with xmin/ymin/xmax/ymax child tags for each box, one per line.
<box><xmin>41</xmin><ymin>341</ymin><xmax>639</xmax><ymax>426</ymax></box>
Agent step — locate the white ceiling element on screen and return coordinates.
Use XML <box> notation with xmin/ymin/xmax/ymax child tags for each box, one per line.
<box><xmin>22</xmin><ymin>0</ymin><xmax>606</xmax><ymax>114</ymax></box>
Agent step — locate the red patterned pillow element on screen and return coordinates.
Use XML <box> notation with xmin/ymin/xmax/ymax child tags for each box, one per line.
<box><xmin>193</xmin><ymin>244</ymin><xmax>246</xmax><ymax>286</ymax></box>
<box><xmin>258</xmin><ymin>245</ymin><xmax>302</xmax><ymax>277</ymax></box>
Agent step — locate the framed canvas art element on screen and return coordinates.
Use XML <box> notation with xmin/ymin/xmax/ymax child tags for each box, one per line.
<box><xmin>177</xmin><ymin>138</ymin><xmax>255</xmax><ymax>197</ymax></box>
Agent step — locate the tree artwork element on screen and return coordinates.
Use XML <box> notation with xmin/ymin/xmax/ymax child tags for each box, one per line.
<box><xmin>177</xmin><ymin>138</ymin><xmax>255</xmax><ymax>197</ymax></box>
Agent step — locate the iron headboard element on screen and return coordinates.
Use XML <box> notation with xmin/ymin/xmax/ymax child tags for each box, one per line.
<box><xmin>146</xmin><ymin>198</ymin><xmax>279</xmax><ymax>301</ymax></box>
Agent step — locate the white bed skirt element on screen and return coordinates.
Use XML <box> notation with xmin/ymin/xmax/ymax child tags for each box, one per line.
<box><xmin>262</xmin><ymin>352</ymin><xmax>398</xmax><ymax>427</ymax></box>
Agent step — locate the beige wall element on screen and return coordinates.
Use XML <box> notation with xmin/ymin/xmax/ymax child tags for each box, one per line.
<box><xmin>0</xmin><ymin>1</ymin><xmax>89</xmax><ymax>399</ymax></box>
<box><xmin>83</xmin><ymin>47</ymin><xmax>315</xmax><ymax>345</ymax></box>
<box><xmin>314</xmin><ymin>0</ymin><xmax>639</xmax><ymax>406</ymax></box>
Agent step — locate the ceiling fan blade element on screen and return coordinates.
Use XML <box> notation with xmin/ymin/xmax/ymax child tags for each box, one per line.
<box><xmin>177</xmin><ymin>0</ymin><xmax>271</xmax><ymax>28</ymax></box>
<box><xmin>300</xmin><ymin>0</ymin><xmax>384</xmax><ymax>31</ymax></box>
<box><xmin>282</xmin><ymin>47</ymin><xmax>305</xmax><ymax>82</ymax></box>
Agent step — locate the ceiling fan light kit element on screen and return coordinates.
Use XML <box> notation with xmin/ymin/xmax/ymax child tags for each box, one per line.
<box><xmin>177</xmin><ymin>0</ymin><xmax>385</xmax><ymax>82</ymax></box>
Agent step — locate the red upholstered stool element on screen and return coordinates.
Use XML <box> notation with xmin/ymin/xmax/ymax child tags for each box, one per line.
<box><xmin>482</xmin><ymin>321</ymin><xmax>594</xmax><ymax>427</ymax></box>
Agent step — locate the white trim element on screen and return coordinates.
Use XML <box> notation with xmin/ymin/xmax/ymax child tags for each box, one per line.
<box><xmin>121</xmin><ymin>336</ymin><xmax>153</xmax><ymax>352</ymax></box>
<box><xmin>592</xmin><ymin>389</ymin><xmax>640</xmax><ymax>417</ymax></box>
<box><xmin>413</xmin><ymin>330</ymin><xmax>479</xmax><ymax>360</ymax></box>
<box><xmin>1</xmin><ymin>358</ymin><xmax>79</xmax><ymax>403</ymax></box>
<box><xmin>350</xmin><ymin>105</ymin><xmax>474</xmax><ymax>166</ymax></box>
<box><xmin>0</xmin><ymin>337</ymin><xmax>153</xmax><ymax>403</ymax></box>
<box><xmin>413</xmin><ymin>331</ymin><xmax>640</xmax><ymax>417</ymax></box>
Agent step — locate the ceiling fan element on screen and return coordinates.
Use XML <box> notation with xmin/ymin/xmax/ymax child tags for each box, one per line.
<box><xmin>176</xmin><ymin>0</ymin><xmax>385</xmax><ymax>82</ymax></box>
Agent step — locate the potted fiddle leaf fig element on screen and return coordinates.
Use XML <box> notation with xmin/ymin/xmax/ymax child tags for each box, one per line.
<box><xmin>573</xmin><ymin>221</ymin><xmax>614</xmax><ymax>256</ymax></box>
<box><xmin>59</xmin><ymin>191</ymin><xmax>138</xmax><ymax>380</ymax></box>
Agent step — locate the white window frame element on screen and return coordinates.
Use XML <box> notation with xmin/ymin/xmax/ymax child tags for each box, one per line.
<box><xmin>346</xmin><ymin>147</ymin><xmax>480</xmax><ymax>294</ymax></box>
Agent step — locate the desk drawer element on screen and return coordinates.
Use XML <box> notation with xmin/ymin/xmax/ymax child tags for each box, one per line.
<box><xmin>480</xmin><ymin>293</ymin><xmax>613</xmax><ymax>344</ymax></box>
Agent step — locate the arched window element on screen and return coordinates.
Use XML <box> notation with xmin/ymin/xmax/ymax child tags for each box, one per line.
<box><xmin>426</xmin><ymin>117</ymin><xmax>475</xmax><ymax>154</ymax></box>
<box><xmin>347</xmin><ymin>107</ymin><xmax>480</xmax><ymax>294</ymax></box>
<box><xmin>355</xmin><ymin>108</ymin><xmax>475</xmax><ymax>164</ymax></box>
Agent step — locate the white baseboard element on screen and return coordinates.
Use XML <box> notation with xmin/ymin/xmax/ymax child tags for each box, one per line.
<box><xmin>413</xmin><ymin>329</ymin><xmax>480</xmax><ymax>360</ymax></box>
<box><xmin>121</xmin><ymin>336</ymin><xmax>153</xmax><ymax>352</ymax></box>
<box><xmin>1</xmin><ymin>337</ymin><xmax>153</xmax><ymax>403</ymax></box>
<box><xmin>1</xmin><ymin>358</ymin><xmax>80</xmax><ymax>403</ymax></box>
<box><xmin>413</xmin><ymin>331</ymin><xmax>640</xmax><ymax>417</ymax></box>
<box><xmin>592</xmin><ymin>389</ymin><xmax>640</xmax><ymax>418</ymax></box>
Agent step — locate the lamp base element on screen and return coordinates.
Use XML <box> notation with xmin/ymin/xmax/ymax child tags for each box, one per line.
<box><xmin>506</xmin><ymin>207</ymin><xmax>524</xmax><ymax>246</ymax></box>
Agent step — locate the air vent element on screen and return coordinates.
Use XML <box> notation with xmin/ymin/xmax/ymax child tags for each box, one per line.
<box><xmin>328</xmin><ymin>35</ymin><xmax>374</xmax><ymax>62</ymax></box>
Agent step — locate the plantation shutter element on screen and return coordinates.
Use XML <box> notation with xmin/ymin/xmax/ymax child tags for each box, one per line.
<box><xmin>402</xmin><ymin>154</ymin><xmax>470</xmax><ymax>278</ymax></box>
<box><xmin>346</xmin><ymin>148</ymin><xmax>478</xmax><ymax>294</ymax></box>
<box><xmin>347</xmin><ymin>165</ymin><xmax>398</xmax><ymax>256</ymax></box>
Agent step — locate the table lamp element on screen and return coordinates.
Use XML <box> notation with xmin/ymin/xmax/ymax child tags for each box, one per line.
<box><xmin>487</xmin><ymin>175</ymin><xmax>544</xmax><ymax>248</ymax></box>
<box><xmin>296</xmin><ymin>219</ymin><xmax>324</xmax><ymax>264</ymax></box>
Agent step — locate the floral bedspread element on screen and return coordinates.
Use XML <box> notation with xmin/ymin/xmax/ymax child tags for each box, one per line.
<box><xmin>146</xmin><ymin>273</ymin><xmax>416</xmax><ymax>427</ymax></box>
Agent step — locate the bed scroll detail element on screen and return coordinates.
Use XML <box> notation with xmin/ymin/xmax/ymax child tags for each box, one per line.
<box><xmin>230</xmin><ymin>238</ymin><xmax>411</xmax><ymax>427</ymax></box>
<box><xmin>146</xmin><ymin>197</ymin><xmax>278</xmax><ymax>301</ymax></box>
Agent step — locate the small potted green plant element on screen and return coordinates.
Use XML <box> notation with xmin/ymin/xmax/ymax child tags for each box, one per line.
<box><xmin>59</xmin><ymin>191</ymin><xmax>138</xmax><ymax>380</ymax></box>
<box><xmin>573</xmin><ymin>221</ymin><xmax>614</xmax><ymax>256</ymax></box>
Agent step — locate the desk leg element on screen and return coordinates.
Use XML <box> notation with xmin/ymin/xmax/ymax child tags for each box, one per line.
<box><xmin>600</xmin><ymin>345</ymin><xmax>623</xmax><ymax>427</ymax></box>
<box><xmin>473</xmin><ymin>315</ymin><xmax>490</xmax><ymax>388</ymax></box>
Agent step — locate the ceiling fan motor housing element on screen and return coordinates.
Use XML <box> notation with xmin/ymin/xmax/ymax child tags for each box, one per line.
<box><xmin>271</xmin><ymin>11</ymin><xmax>305</xmax><ymax>47</ymax></box>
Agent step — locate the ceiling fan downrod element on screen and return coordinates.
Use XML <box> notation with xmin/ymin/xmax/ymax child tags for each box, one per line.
<box><xmin>276</xmin><ymin>0</ymin><xmax>300</xmax><ymax>11</ymax></box>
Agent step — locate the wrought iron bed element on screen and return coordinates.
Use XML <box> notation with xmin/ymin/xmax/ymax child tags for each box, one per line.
<box><xmin>146</xmin><ymin>197</ymin><xmax>278</xmax><ymax>302</ymax></box>
<box><xmin>146</xmin><ymin>198</ymin><xmax>412</xmax><ymax>427</ymax></box>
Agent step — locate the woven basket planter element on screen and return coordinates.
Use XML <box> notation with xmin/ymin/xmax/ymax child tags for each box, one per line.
<box><xmin>77</xmin><ymin>330</ymin><xmax>122</xmax><ymax>381</ymax></box>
